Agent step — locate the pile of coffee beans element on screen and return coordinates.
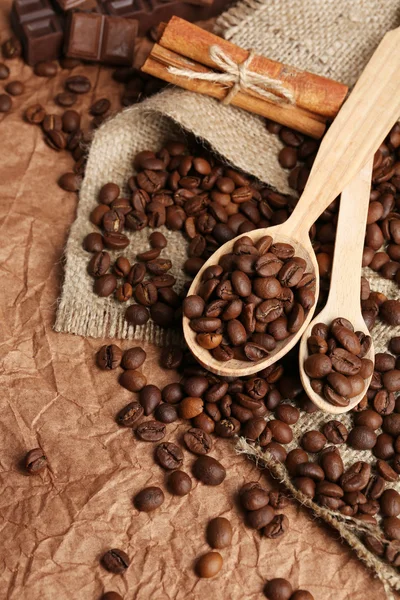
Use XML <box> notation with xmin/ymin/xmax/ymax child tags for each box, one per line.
<box><xmin>304</xmin><ymin>317</ymin><xmax>373</xmax><ymax>407</ymax></box>
<box><xmin>264</xmin><ymin>578</ymin><xmax>314</xmax><ymax>600</ymax></box>
<box><xmin>96</xmin><ymin>344</ymin><xmax>148</xmax><ymax>394</ymax></box>
<box><xmin>195</xmin><ymin>516</ymin><xmax>233</xmax><ymax>578</ymax></box>
<box><xmin>184</xmin><ymin>235</ymin><xmax>314</xmax><ymax>362</ymax></box>
<box><xmin>240</xmin><ymin>481</ymin><xmax>290</xmax><ymax>539</ymax></box>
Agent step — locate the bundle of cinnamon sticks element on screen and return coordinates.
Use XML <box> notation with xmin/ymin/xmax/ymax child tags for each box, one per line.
<box><xmin>142</xmin><ymin>17</ymin><xmax>348</xmax><ymax>138</ymax></box>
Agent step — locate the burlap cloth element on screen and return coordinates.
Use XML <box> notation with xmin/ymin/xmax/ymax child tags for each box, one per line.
<box><xmin>53</xmin><ymin>0</ymin><xmax>400</xmax><ymax>596</ymax></box>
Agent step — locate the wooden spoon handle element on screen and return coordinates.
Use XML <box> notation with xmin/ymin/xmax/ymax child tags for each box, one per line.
<box><xmin>285</xmin><ymin>27</ymin><xmax>400</xmax><ymax>235</ymax></box>
<box><xmin>325</xmin><ymin>159</ymin><xmax>373</xmax><ymax>315</ymax></box>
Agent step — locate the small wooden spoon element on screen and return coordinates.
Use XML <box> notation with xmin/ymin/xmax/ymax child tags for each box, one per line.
<box><xmin>183</xmin><ymin>27</ymin><xmax>400</xmax><ymax>377</ymax></box>
<box><xmin>299</xmin><ymin>160</ymin><xmax>375</xmax><ymax>414</ymax></box>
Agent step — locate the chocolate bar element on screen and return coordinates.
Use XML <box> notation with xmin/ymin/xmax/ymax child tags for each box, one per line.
<box><xmin>53</xmin><ymin>0</ymin><xmax>88</xmax><ymax>9</ymax></box>
<box><xmin>104</xmin><ymin>0</ymin><xmax>232</xmax><ymax>36</ymax></box>
<box><xmin>21</xmin><ymin>15</ymin><xmax>64</xmax><ymax>64</ymax></box>
<box><xmin>65</xmin><ymin>11</ymin><xmax>138</xmax><ymax>66</ymax></box>
<box><xmin>11</xmin><ymin>0</ymin><xmax>64</xmax><ymax>65</ymax></box>
<box><xmin>11</xmin><ymin>0</ymin><xmax>55</xmax><ymax>37</ymax></box>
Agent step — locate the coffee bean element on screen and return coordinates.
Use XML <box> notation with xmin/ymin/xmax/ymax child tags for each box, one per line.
<box><xmin>84</xmin><ymin>233</ymin><xmax>104</xmax><ymax>252</ymax></box>
<box><xmin>2</xmin><ymin>37</ymin><xmax>22</xmax><ymax>58</ymax></box>
<box><xmin>97</xmin><ymin>344</ymin><xmax>122</xmax><ymax>370</ymax></box>
<box><xmin>383</xmin><ymin>516</ymin><xmax>400</xmax><ymax>540</ymax></box>
<box><xmin>240</xmin><ymin>482</ymin><xmax>270</xmax><ymax>510</ymax></box>
<box><xmin>264</xmin><ymin>578</ymin><xmax>292</xmax><ymax>600</ymax></box>
<box><xmin>347</xmin><ymin>426</ymin><xmax>377</xmax><ymax>450</ymax></box>
<box><xmin>162</xmin><ymin>383</ymin><xmax>183</xmax><ymax>405</ymax></box>
<box><xmin>293</xmin><ymin>477</ymin><xmax>316</xmax><ymax>498</ymax></box>
<box><xmin>119</xmin><ymin>370</ymin><xmax>147</xmax><ymax>392</ymax></box>
<box><xmin>155</xmin><ymin>442</ymin><xmax>183</xmax><ymax>470</ymax></box>
<box><xmin>380</xmin><ymin>489</ymin><xmax>400</xmax><ymax>517</ymax></box>
<box><xmin>117</xmin><ymin>402</ymin><xmax>144</xmax><ymax>427</ymax></box>
<box><xmin>193</xmin><ymin>455</ymin><xmax>226</xmax><ymax>485</ymax></box>
<box><xmin>322</xmin><ymin>420</ymin><xmax>348</xmax><ymax>444</ymax></box>
<box><xmin>206</xmin><ymin>517</ymin><xmax>232</xmax><ymax>549</ymax></box>
<box><xmin>263</xmin><ymin>514</ymin><xmax>289</xmax><ymax>539</ymax></box>
<box><xmin>179</xmin><ymin>397</ymin><xmax>204</xmax><ymax>419</ymax></box>
<box><xmin>25</xmin><ymin>104</ymin><xmax>46</xmax><ymax>124</ymax></box>
<box><xmin>45</xmin><ymin>129</ymin><xmax>66</xmax><ymax>151</ymax></box>
<box><xmin>383</xmin><ymin>413</ymin><xmax>400</xmax><ymax>436</ymax></box>
<box><xmin>184</xmin><ymin>428</ymin><xmax>212</xmax><ymax>455</ymax></box>
<box><xmin>285</xmin><ymin>448</ymin><xmax>309</xmax><ymax>476</ymax></box>
<box><xmin>0</xmin><ymin>63</ymin><xmax>9</xmax><ymax>79</ymax></box>
<box><xmin>58</xmin><ymin>172</ymin><xmax>82</xmax><ymax>192</ymax></box>
<box><xmin>90</xmin><ymin>98</ymin><xmax>111</xmax><ymax>116</ymax></box>
<box><xmin>93</xmin><ymin>273</ymin><xmax>117</xmax><ymax>297</ymax></box>
<box><xmin>167</xmin><ymin>470</ymin><xmax>192</xmax><ymax>496</ymax></box>
<box><xmin>291</xmin><ymin>592</ymin><xmax>314</xmax><ymax>600</ymax></box>
<box><xmin>136</xmin><ymin>420</ymin><xmax>166</xmax><ymax>441</ymax></box>
<box><xmin>0</xmin><ymin>94</ymin><xmax>12</xmax><ymax>112</ymax></box>
<box><xmin>135</xmin><ymin>281</ymin><xmax>158</xmax><ymax>306</ymax></box>
<box><xmin>25</xmin><ymin>448</ymin><xmax>47</xmax><ymax>475</ymax></box>
<box><xmin>101</xmin><ymin>593</ymin><xmax>123</xmax><ymax>600</ymax></box>
<box><xmin>304</xmin><ymin>354</ymin><xmax>332</xmax><ymax>378</ymax></box>
<box><xmin>246</xmin><ymin>504</ymin><xmax>275</xmax><ymax>529</ymax></box>
<box><xmin>196</xmin><ymin>552</ymin><xmax>223</xmax><ymax>578</ymax></box>
<box><xmin>320</xmin><ymin>448</ymin><xmax>344</xmax><ymax>482</ymax></box>
<box><xmin>160</xmin><ymin>346</ymin><xmax>183</xmax><ymax>369</ymax></box>
<box><xmin>88</xmin><ymin>251</ymin><xmax>110</xmax><ymax>277</ymax></box>
<box><xmin>377</xmin><ymin>459</ymin><xmax>398</xmax><ymax>482</ymax></box>
<box><xmin>340</xmin><ymin>461</ymin><xmax>371</xmax><ymax>492</ymax></box>
<box><xmin>125</xmin><ymin>304</ymin><xmax>149</xmax><ymax>326</ymax></box>
<box><xmin>101</xmin><ymin>549</ymin><xmax>130</xmax><ymax>574</ymax></box>
<box><xmin>66</xmin><ymin>75</ymin><xmax>91</xmax><ymax>94</ymax></box>
<box><xmin>139</xmin><ymin>385</ymin><xmax>161</xmax><ymax>415</ymax></box>
<box><xmin>134</xmin><ymin>487</ymin><xmax>164</xmax><ymax>512</ymax></box>
<box><xmin>149</xmin><ymin>231</ymin><xmax>167</xmax><ymax>248</ymax></box>
<box><xmin>55</xmin><ymin>92</ymin><xmax>77</xmax><ymax>107</ymax></box>
<box><xmin>34</xmin><ymin>61</ymin><xmax>57</xmax><ymax>77</ymax></box>
<box><xmin>5</xmin><ymin>80</ymin><xmax>24</xmax><ymax>96</ymax></box>
<box><xmin>301</xmin><ymin>430</ymin><xmax>326</xmax><ymax>453</ymax></box>
<box><xmin>62</xmin><ymin>110</ymin><xmax>81</xmax><ymax>133</ymax></box>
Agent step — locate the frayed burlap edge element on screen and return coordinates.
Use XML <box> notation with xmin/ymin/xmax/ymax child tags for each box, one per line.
<box><xmin>236</xmin><ymin>438</ymin><xmax>400</xmax><ymax>599</ymax></box>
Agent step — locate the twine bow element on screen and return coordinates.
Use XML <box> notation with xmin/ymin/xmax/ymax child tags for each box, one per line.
<box><xmin>168</xmin><ymin>45</ymin><xmax>295</xmax><ymax>106</ymax></box>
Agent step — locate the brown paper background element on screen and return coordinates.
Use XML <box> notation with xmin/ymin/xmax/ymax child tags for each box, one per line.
<box><xmin>0</xmin><ymin>3</ymin><xmax>393</xmax><ymax>598</ymax></box>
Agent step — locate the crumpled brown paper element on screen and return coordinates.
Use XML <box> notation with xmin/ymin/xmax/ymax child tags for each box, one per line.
<box><xmin>0</xmin><ymin>3</ymin><xmax>393</xmax><ymax>599</ymax></box>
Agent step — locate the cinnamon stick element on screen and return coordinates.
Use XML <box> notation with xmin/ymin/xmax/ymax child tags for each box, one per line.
<box><xmin>158</xmin><ymin>17</ymin><xmax>348</xmax><ymax>119</ymax></box>
<box><xmin>142</xmin><ymin>44</ymin><xmax>327</xmax><ymax>138</ymax></box>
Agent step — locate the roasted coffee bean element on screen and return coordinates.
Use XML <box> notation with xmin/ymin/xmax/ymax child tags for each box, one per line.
<box><xmin>153</xmin><ymin>403</ymin><xmax>177</xmax><ymax>423</ymax></box>
<box><xmin>380</xmin><ymin>489</ymin><xmax>400</xmax><ymax>517</ymax></box>
<box><xmin>119</xmin><ymin>370</ymin><xmax>147</xmax><ymax>392</ymax></box>
<box><xmin>206</xmin><ymin>517</ymin><xmax>232</xmax><ymax>549</ymax></box>
<box><xmin>55</xmin><ymin>92</ymin><xmax>77</xmax><ymax>107</ymax></box>
<box><xmin>383</xmin><ymin>413</ymin><xmax>400</xmax><ymax>435</ymax></box>
<box><xmin>66</xmin><ymin>75</ymin><xmax>91</xmax><ymax>94</ymax></box>
<box><xmin>354</xmin><ymin>410</ymin><xmax>383</xmax><ymax>430</ymax></box>
<box><xmin>6</xmin><ymin>80</ymin><xmax>24</xmax><ymax>96</ymax></box>
<box><xmin>246</xmin><ymin>504</ymin><xmax>275</xmax><ymax>529</ymax></box>
<box><xmin>196</xmin><ymin>552</ymin><xmax>223</xmax><ymax>578</ymax></box>
<box><xmin>296</xmin><ymin>462</ymin><xmax>325</xmax><ymax>482</ymax></box>
<box><xmin>166</xmin><ymin>470</ymin><xmax>192</xmax><ymax>496</ymax></box>
<box><xmin>268</xmin><ymin>420</ymin><xmax>293</xmax><ymax>444</ymax></box>
<box><xmin>383</xmin><ymin>516</ymin><xmax>400</xmax><ymax>540</ymax></box>
<box><xmin>160</xmin><ymin>346</ymin><xmax>183</xmax><ymax>369</ymax></box>
<box><xmin>45</xmin><ymin>129</ymin><xmax>66</xmax><ymax>151</ymax></box>
<box><xmin>25</xmin><ymin>448</ymin><xmax>47</xmax><ymax>475</ymax></box>
<box><xmin>304</xmin><ymin>354</ymin><xmax>332</xmax><ymax>378</ymax></box>
<box><xmin>125</xmin><ymin>304</ymin><xmax>149</xmax><ymax>326</ymax></box>
<box><xmin>242</xmin><ymin>417</ymin><xmax>267</xmax><ymax>440</ymax></box>
<box><xmin>62</xmin><ymin>110</ymin><xmax>80</xmax><ymax>133</ymax></box>
<box><xmin>137</xmin><ymin>248</ymin><xmax>161</xmax><ymax>261</ymax></box>
<box><xmin>58</xmin><ymin>172</ymin><xmax>82</xmax><ymax>192</ymax></box>
<box><xmin>330</xmin><ymin>348</ymin><xmax>361</xmax><ymax>375</ymax></box>
<box><xmin>240</xmin><ymin>482</ymin><xmax>270</xmax><ymax>510</ymax></box>
<box><xmin>320</xmin><ymin>447</ymin><xmax>344</xmax><ymax>482</ymax></box>
<box><xmin>90</xmin><ymin>98</ymin><xmax>110</xmax><ymax>116</ymax></box>
<box><xmin>322</xmin><ymin>420</ymin><xmax>348</xmax><ymax>444</ymax></box>
<box><xmin>192</xmin><ymin>455</ymin><xmax>226</xmax><ymax>485</ymax></box>
<box><xmin>97</xmin><ymin>344</ymin><xmax>122</xmax><ymax>370</ymax></box>
<box><xmin>91</xmin><ymin>204</ymin><xmax>110</xmax><ymax>226</ymax></box>
<box><xmin>301</xmin><ymin>430</ymin><xmax>326</xmax><ymax>453</ymax></box>
<box><xmin>135</xmin><ymin>281</ymin><xmax>158</xmax><ymax>306</ymax></box>
<box><xmin>155</xmin><ymin>442</ymin><xmax>183</xmax><ymax>470</ymax></box>
<box><xmin>101</xmin><ymin>592</ymin><xmax>123</xmax><ymax>600</ymax></box>
<box><xmin>377</xmin><ymin>459</ymin><xmax>398</xmax><ymax>482</ymax></box>
<box><xmin>94</xmin><ymin>274</ymin><xmax>117</xmax><ymax>297</ymax></box>
<box><xmin>285</xmin><ymin>448</ymin><xmax>308</xmax><ymax>476</ymax></box>
<box><xmin>2</xmin><ymin>37</ymin><xmax>22</xmax><ymax>58</ymax></box>
<box><xmin>184</xmin><ymin>428</ymin><xmax>213</xmax><ymax>455</ymax></box>
<box><xmin>264</xmin><ymin>578</ymin><xmax>293</xmax><ymax>600</ymax></box>
<box><xmin>117</xmin><ymin>402</ymin><xmax>144</xmax><ymax>427</ymax></box>
<box><xmin>34</xmin><ymin>61</ymin><xmax>57</xmax><ymax>77</ymax></box>
<box><xmin>25</xmin><ymin>103</ymin><xmax>45</xmax><ymax>124</ymax></box>
<box><xmin>99</xmin><ymin>183</ymin><xmax>120</xmax><ymax>205</ymax></box>
<box><xmin>215</xmin><ymin>416</ymin><xmax>241</xmax><ymax>437</ymax></box>
<box><xmin>136</xmin><ymin>420</ymin><xmax>166</xmax><ymax>441</ymax></box>
<box><xmin>347</xmin><ymin>426</ymin><xmax>377</xmax><ymax>450</ymax></box>
<box><xmin>84</xmin><ymin>232</ymin><xmax>104</xmax><ymax>253</ymax></box>
<box><xmin>42</xmin><ymin>113</ymin><xmax>62</xmax><ymax>133</ymax></box>
<box><xmin>114</xmin><ymin>257</ymin><xmax>130</xmax><ymax>278</ymax></box>
<box><xmin>88</xmin><ymin>251</ymin><xmax>110</xmax><ymax>277</ymax></box>
<box><xmin>179</xmin><ymin>397</ymin><xmax>204</xmax><ymax>419</ymax></box>
<box><xmin>134</xmin><ymin>487</ymin><xmax>164</xmax><ymax>512</ymax></box>
<box><xmin>262</xmin><ymin>514</ymin><xmax>289</xmax><ymax>539</ymax></box>
<box><xmin>162</xmin><ymin>382</ymin><xmax>183</xmax><ymax>405</ymax></box>
<box><xmin>101</xmin><ymin>549</ymin><xmax>130</xmax><ymax>573</ymax></box>
<box><xmin>139</xmin><ymin>385</ymin><xmax>161</xmax><ymax>415</ymax></box>
<box><xmin>382</xmin><ymin>370</ymin><xmax>400</xmax><ymax>392</ymax></box>
<box><xmin>374</xmin><ymin>433</ymin><xmax>395</xmax><ymax>460</ymax></box>
<box><xmin>0</xmin><ymin>63</ymin><xmax>9</xmax><ymax>79</ymax></box>
<box><xmin>293</xmin><ymin>476</ymin><xmax>316</xmax><ymax>498</ymax></box>
<box><xmin>340</xmin><ymin>462</ymin><xmax>371</xmax><ymax>492</ymax></box>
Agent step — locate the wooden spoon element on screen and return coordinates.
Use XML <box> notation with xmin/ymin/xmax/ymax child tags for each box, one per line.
<box><xmin>183</xmin><ymin>27</ymin><xmax>400</xmax><ymax>377</ymax></box>
<box><xmin>299</xmin><ymin>160</ymin><xmax>375</xmax><ymax>414</ymax></box>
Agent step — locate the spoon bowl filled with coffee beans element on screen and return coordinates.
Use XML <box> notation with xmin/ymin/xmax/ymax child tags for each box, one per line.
<box><xmin>183</xmin><ymin>29</ymin><xmax>400</xmax><ymax>377</ymax></box>
<box><xmin>299</xmin><ymin>161</ymin><xmax>375</xmax><ymax>413</ymax></box>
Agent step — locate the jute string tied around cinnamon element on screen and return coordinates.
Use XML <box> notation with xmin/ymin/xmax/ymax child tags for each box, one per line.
<box><xmin>168</xmin><ymin>44</ymin><xmax>296</xmax><ymax>105</ymax></box>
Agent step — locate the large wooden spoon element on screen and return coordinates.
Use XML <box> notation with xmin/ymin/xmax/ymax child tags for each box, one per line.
<box><xmin>183</xmin><ymin>27</ymin><xmax>400</xmax><ymax>377</ymax></box>
<box><xmin>299</xmin><ymin>160</ymin><xmax>375</xmax><ymax>414</ymax></box>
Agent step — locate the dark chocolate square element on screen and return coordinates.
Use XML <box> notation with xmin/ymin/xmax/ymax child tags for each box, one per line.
<box><xmin>66</xmin><ymin>12</ymin><xmax>103</xmax><ymax>60</ymax></box>
<box><xmin>101</xmin><ymin>16</ymin><xmax>137</xmax><ymax>65</ymax></box>
<box><xmin>21</xmin><ymin>15</ymin><xmax>63</xmax><ymax>65</ymax></box>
